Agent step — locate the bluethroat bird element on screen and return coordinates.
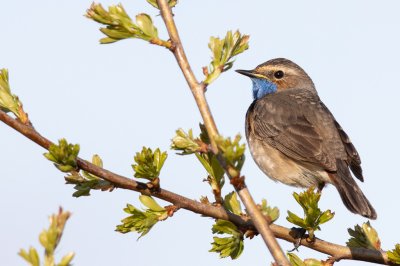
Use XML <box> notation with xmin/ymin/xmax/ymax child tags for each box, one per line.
<box><xmin>236</xmin><ymin>58</ymin><xmax>377</xmax><ymax>219</ymax></box>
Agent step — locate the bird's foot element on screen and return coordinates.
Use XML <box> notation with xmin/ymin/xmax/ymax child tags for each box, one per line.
<box><xmin>288</xmin><ymin>228</ymin><xmax>307</xmax><ymax>252</ymax></box>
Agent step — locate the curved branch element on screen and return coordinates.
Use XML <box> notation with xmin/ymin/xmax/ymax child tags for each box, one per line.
<box><xmin>1</xmin><ymin>109</ymin><xmax>394</xmax><ymax>265</ymax></box>
<box><xmin>156</xmin><ymin>1</ymin><xmax>290</xmax><ymax>264</ymax></box>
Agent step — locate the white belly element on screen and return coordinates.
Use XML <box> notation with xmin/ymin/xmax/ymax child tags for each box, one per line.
<box><xmin>247</xmin><ymin>134</ymin><xmax>332</xmax><ymax>188</ymax></box>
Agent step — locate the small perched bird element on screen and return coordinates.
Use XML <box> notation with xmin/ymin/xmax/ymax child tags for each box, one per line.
<box><xmin>236</xmin><ymin>58</ymin><xmax>377</xmax><ymax>219</ymax></box>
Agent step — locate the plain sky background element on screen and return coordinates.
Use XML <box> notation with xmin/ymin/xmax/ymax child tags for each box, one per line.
<box><xmin>1</xmin><ymin>1</ymin><xmax>400</xmax><ymax>265</ymax></box>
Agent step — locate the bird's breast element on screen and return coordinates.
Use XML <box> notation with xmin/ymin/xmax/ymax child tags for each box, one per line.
<box><xmin>247</xmin><ymin>133</ymin><xmax>332</xmax><ymax>188</ymax></box>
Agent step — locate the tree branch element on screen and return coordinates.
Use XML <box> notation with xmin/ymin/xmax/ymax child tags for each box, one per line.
<box><xmin>156</xmin><ymin>1</ymin><xmax>290</xmax><ymax>264</ymax></box>
<box><xmin>0</xmin><ymin>109</ymin><xmax>394</xmax><ymax>265</ymax></box>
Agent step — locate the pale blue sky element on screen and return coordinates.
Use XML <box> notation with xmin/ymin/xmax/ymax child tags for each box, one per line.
<box><xmin>1</xmin><ymin>1</ymin><xmax>399</xmax><ymax>265</ymax></box>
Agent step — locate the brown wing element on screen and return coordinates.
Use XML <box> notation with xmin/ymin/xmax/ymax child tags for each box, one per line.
<box><xmin>320</xmin><ymin>102</ymin><xmax>364</xmax><ymax>182</ymax></box>
<box><xmin>246</xmin><ymin>89</ymin><xmax>337</xmax><ymax>172</ymax></box>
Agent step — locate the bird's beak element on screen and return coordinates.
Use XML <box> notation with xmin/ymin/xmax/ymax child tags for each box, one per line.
<box><xmin>235</xmin><ymin>69</ymin><xmax>266</xmax><ymax>79</ymax></box>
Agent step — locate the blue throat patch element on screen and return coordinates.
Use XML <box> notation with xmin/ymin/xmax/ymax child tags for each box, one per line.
<box><xmin>252</xmin><ymin>78</ymin><xmax>277</xmax><ymax>100</ymax></box>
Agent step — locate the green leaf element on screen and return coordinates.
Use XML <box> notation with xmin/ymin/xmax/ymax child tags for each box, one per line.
<box><xmin>346</xmin><ymin>221</ymin><xmax>381</xmax><ymax>250</ymax></box>
<box><xmin>204</xmin><ymin>30</ymin><xmax>250</xmax><ymax>84</ymax></box>
<box><xmin>65</xmin><ymin>165</ymin><xmax>115</xmax><ymax>198</ymax></box>
<box><xmin>286</xmin><ymin>187</ymin><xmax>334</xmax><ymax>240</ymax></box>
<box><xmin>43</xmin><ymin>139</ymin><xmax>80</xmax><ymax>173</ymax></box>
<box><xmin>132</xmin><ymin>147</ymin><xmax>167</xmax><ymax>181</ymax></box>
<box><xmin>223</xmin><ymin>191</ymin><xmax>242</xmax><ymax>215</ymax></box>
<box><xmin>214</xmin><ymin>134</ymin><xmax>246</xmax><ymax>173</ymax></box>
<box><xmin>147</xmin><ymin>0</ymin><xmax>178</xmax><ymax>9</ymax></box>
<box><xmin>85</xmin><ymin>3</ymin><xmax>167</xmax><ymax>45</ymax></box>
<box><xmin>139</xmin><ymin>195</ymin><xmax>166</xmax><ymax>213</ymax></box>
<box><xmin>287</xmin><ymin>253</ymin><xmax>306</xmax><ymax>266</ymax></box>
<box><xmin>19</xmin><ymin>208</ymin><xmax>73</xmax><ymax>266</ymax></box>
<box><xmin>0</xmin><ymin>68</ymin><xmax>23</xmax><ymax>118</ymax></box>
<box><xmin>56</xmin><ymin>252</ymin><xmax>74</xmax><ymax>266</ymax></box>
<box><xmin>136</xmin><ymin>14</ymin><xmax>158</xmax><ymax>40</ymax></box>
<box><xmin>303</xmin><ymin>259</ymin><xmax>324</xmax><ymax>266</ymax></box>
<box><xmin>116</xmin><ymin>200</ymin><xmax>166</xmax><ymax>238</ymax></box>
<box><xmin>82</xmin><ymin>155</ymin><xmax>103</xmax><ymax>180</ymax></box>
<box><xmin>18</xmin><ymin>247</ymin><xmax>40</xmax><ymax>266</ymax></box>
<box><xmin>209</xmin><ymin>220</ymin><xmax>244</xmax><ymax>259</ymax></box>
<box><xmin>258</xmin><ymin>199</ymin><xmax>279</xmax><ymax>224</ymax></box>
<box><xmin>171</xmin><ymin>128</ymin><xmax>201</xmax><ymax>155</ymax></box>
<box><xmin>388</xmin><ymin>244</ymin><xmax>400</xmax><ymax>264</ymax></box>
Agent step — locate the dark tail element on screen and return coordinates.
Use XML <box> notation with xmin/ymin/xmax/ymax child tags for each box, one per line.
<box><xmin>330</xmin><ymin>161</ymin><xmax>377</xmax><ymax>219</ymax></box>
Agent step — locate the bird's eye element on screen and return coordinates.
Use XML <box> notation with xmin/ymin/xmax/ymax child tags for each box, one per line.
<box><xmin>274</xmin><ymin>70</ymin><xmax>284</xmax><ymax>79</ymax></box>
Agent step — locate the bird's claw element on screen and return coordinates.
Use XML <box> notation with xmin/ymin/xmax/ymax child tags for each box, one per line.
<box><xmin>288</xmin><ymin>228</ymin><xmax>307</xmax><ymax>252</ymax></box>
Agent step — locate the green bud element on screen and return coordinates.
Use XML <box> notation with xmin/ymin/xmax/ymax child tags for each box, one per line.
<box><xmin>223</xmin><ymin>191</ymin><xmax>242</xmax><ymax>216</ymax></box>
<box><xmin>287</xmin><ymin>253</ymin><xmax>306</xmax><ymax>266</ymax></box>
<box><xmin>388</xmin><ymin>244</ymin><xmax>400</xmax><ymax>264</ymax></box>
<box><xmin>58</xmin><ymin>252</ymin><xmax>75</xmax><ymax>266</ymax></box>
<box><xmin>116</xmin><ymin>196</ymin><xmax>168</xmax><ymax>239</ymax></box>
<box><xmin>0</xmin><ymin>68</ymin><xmax>24</xmax><ymax>119</ymax></box>
<box><xmin>346</xmin><ymin>221</ymin><xmax>381</xmax><ymax>250</ymax></box>
<box><xmin>286</xmin><ymin>187</ymin><xmax>334</xmax><ymax>240</ymax></box>
<box><xmin>209</xmin><ymin>220</ymin><xmax>244</xmax><ymax>259</ymax></box>
<box><xmin>18</xmin><ymin>247</ymin><xmax>40</xmax><ymax>266</ymax></box>
<box><xmin>214</xmin><ymin>134</ymin><xmax>246</xmax><ymax>172</ymax></box>
<box><xmin>147</xmin><ymin>0</ymin><xmax>178</xmax><ymax>9</ymax></box>
<box><xmin>204</xmin><ymin>30</ymin><xmax>250</xmax><ymax>85</ymax></box>
<box><xmin>85</xmin><ymin>3</ymin><xmax>168</xmax><ymax>47</ymax></box>
<box><xmin>82</xmin><ymin>155</ymin><xmax>103</xmax><ymax>180</ymax></box>
<box><xmin>171</xmin><ymin>128</ymin><xmax>201</xmax><ymax>155</ymax></box>
<box><xmin>136</xmin><ymin>14</ymin><xmax>158</xmax><ymax>41</ymax></box>
<box><xmin>132</xmin><ymin>147</ymin><xmax>167</xmax><ymax>181</ymax></box>
<box><xmin>258</xmin><ymin>199</ymin><xmax>279</xmax><ymax>224</ymax></box>
<box><xmin>65</xmin><ymin>155</ymin><xmax>114</xmax><ymax>197</ymax></box>
<box><xmin>44</xmin><ymin>139</ymin><xmax>80</xmax><ymax>173</ymax></box>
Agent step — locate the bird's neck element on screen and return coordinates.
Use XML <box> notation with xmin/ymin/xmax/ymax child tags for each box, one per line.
<box><xmin>252</xmin><ymin>78</ymin><xmax>278</xmax><ymax>100</ymax></box>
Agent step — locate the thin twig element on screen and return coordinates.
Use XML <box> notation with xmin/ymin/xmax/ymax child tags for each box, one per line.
<box><xmin>156</xmin><ymin>0</ymin><xmax>290</xmax><ymax>264</ymax></box>
<box><xmin>0</xmin><ymin>109</ymin><xmax>394</xmax><ymax>265</ymax></box>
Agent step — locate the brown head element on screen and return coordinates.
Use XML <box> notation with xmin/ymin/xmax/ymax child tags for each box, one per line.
<box><xmin>236</xmin><ymin>58</ymin><xmax>316</xmax><ymax>100</ymax></box>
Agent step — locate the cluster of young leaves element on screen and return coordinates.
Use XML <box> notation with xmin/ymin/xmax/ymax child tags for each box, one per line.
<box><xmin>116</xmin><ymin>195</ymin><xmax>169</xmax><ymax>239</ymax></box>
<box><xmin>209</xmin><ymin>192</ymin><xmax>279</xmax><ymax>259</ymax></box>
<box><xmin>18</xmin><ymin>208</ymin><xmax>74</xmax><ymax>266</ymax></box>
<box><xmin>223</xmin><ymin>191</ymin><xmax>243</xmax><ymax>216</ymax></box>
<box><xmin>388</xmin><ymin>244</ymin><xmax>400</xmax><ymax>264</ymax></box>
<box><xmin>64</xmin><ymin>155</ymin><xmax>114</xmax><ymax>197</ymax></box>
<box><xmin>44</xmin><ymin>139</ymin><xmax>80</xmax><ymax>172</ymax></box>
<box><xmin>171</xmin><ymin>126</ymin><xmax>225</xmax><ymax>202</ymax></box>
<box><xmin>0</xmin><ymin>68</ymin><xmax>29</xmax><ymax>124</ymax></box>
<box><xmin>132</xmin><ymin>147</ymin><xmax>167</xmax><ymax>189</ymax></box>
<box><xmin>147</xmin><ymin>0</ymin><xmax>178</xmax><ymax>9</ymax></box>
<box><xmin>256</xmin><ymin>199</ymin><xmax>280</xmax><ymax>224</ymax></box>
<box><xmin>196</xmin><ymin>124</ymin><xmax>225</xmax><ymax>202</ymax></box>
<box><xmin>203</xmin><ymin>30</ymin><xmax>250</xmax><ymax>85</ymax></box>
<box><xmin>286</xmin><ymin>253</ymin><xmax>329</xmax><ymax>266</ymax></box>
<box><xmin>171</xmin><ymin>128</ymin><xmax>202</xmax><ymax>155</ymax></box>
<box><xmin>286</xmin><ymin>187</ymin><xmax>334</xmax><ymax>241</ymax></box>
<box><xmin>85</xmin><ymin>2</ymin><xmax>170</xmax><ymax>47</ymax></box>
<box><xmin>209</xmin><ymin>220</ymin><xmax>244</xmax><ymax>260</ymax></box>
<box><xmin>224</xmin><ymin>191</ymin><xmax>279</xmax><ymax>223</ymax></box>
<box><xmin>346</xmin><ymin>221</ymin><xmax>381</xmax><ymax>250</ymax></box>
<box><xmin>214</xmin><ymin>133</ymin><xmax>245</xmax><ymax>179</ymax></box>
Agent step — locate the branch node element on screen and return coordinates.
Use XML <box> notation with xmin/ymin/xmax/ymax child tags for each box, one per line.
<box><xmin>200</xmin><ymin>81</ymin><xmax>208</xmax><ymax>93</ymax></box>
<box><xmin>164</xmin><ymin>205</ymin><xmax>179</xmax><ymax>217</ymax></box>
